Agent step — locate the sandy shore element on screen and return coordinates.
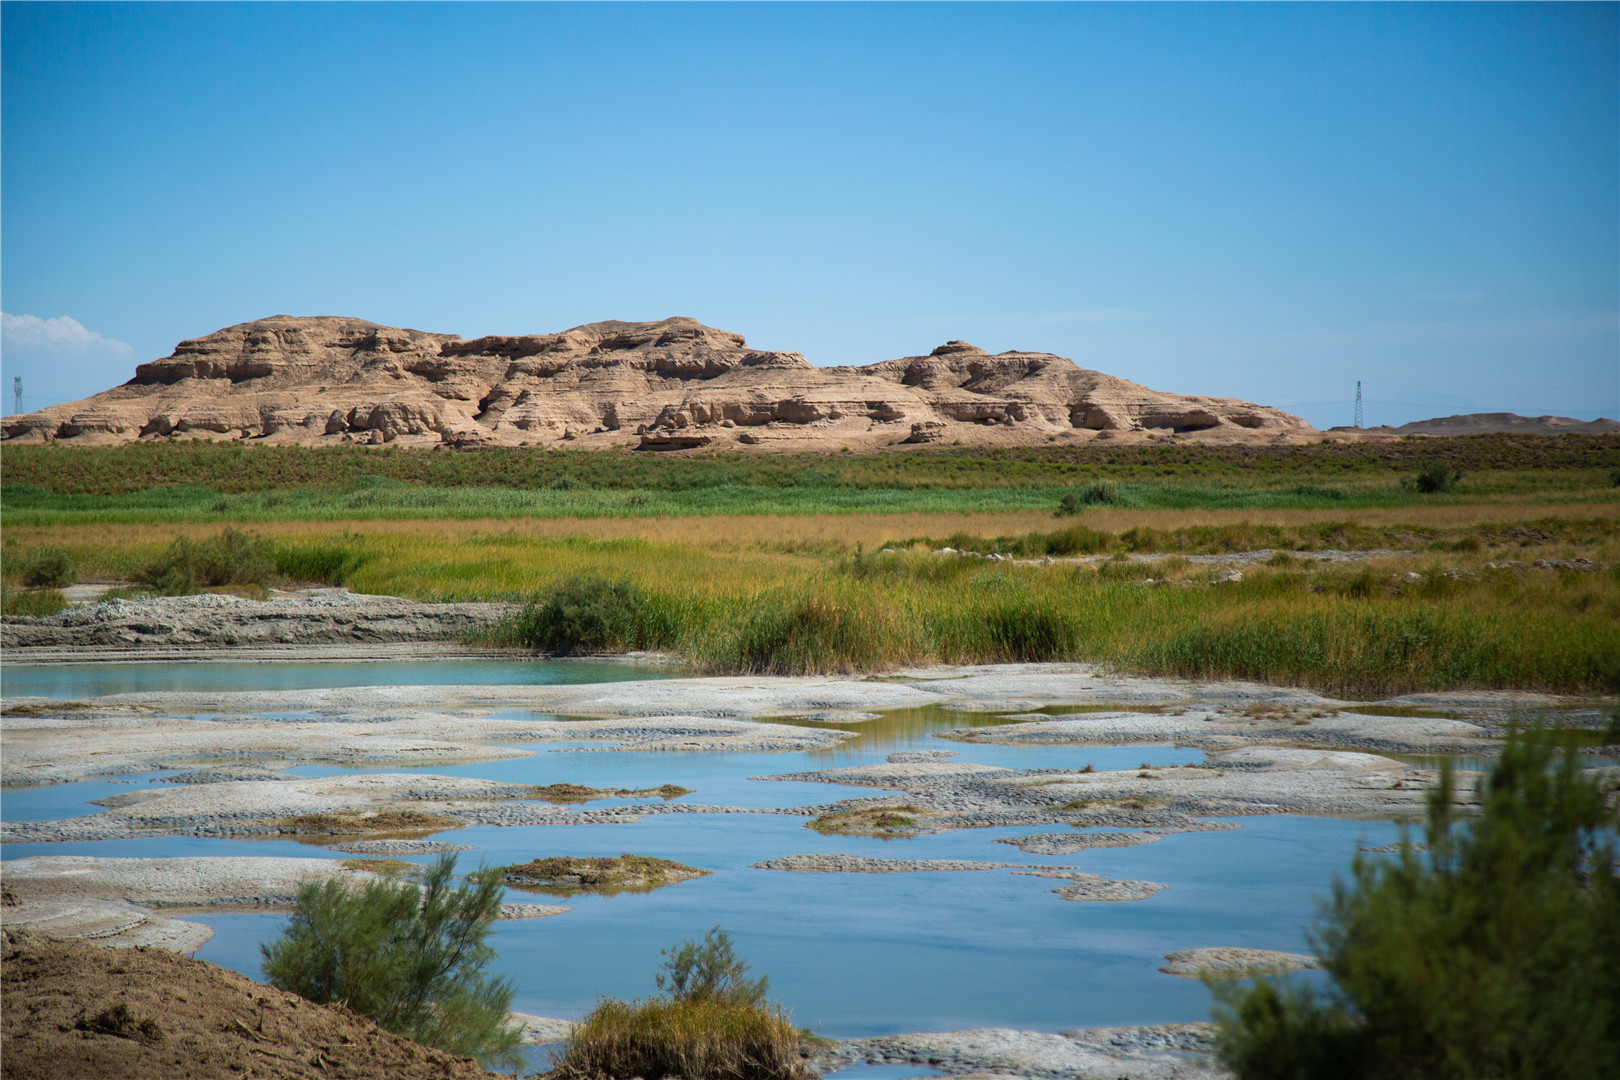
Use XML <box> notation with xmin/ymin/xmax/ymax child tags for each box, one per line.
<box><xmin>817</xmin><ymin>1024</ymin><xmax>1225</xmax><ymax>1079</ymax></box>
<box><xmin>0</xmin><ymin>855</ymin><xmax>569</xmax><ymax>955</ymax></box>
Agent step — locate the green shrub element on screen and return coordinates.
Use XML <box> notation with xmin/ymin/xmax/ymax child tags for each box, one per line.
<box><xmin>656</xmin><ymin>926</ymin><xmax>769</xmax><ymax>1007</ymax></box>
<box><xmin>140</xmin><ymin>528</ymin><xmax>278</xmax><ymax>594</ymax></box>
<box><xmin>1414</xmin><ymin>462</ymin><xmax>1463</xmax><ymax>493</ymax></box>
<box><xmin>260</xmin><ymin>854</ymin><xmax>521</xmax><ymax>1068</ymax></box>
<box><xmin>18</xmin><ymin>547</ymin><xmax>74</xmax><ymax>587</ymax></box>
<box><xmin>0</xmin><ymin>587</ymin><xmax>69</xmax><ymax>617</ymax></box>
<box><xmin>1212</xmin><ymin>733</ymin><xmax>1620</xmax><ymax>1079</ymax></box>
<box><xmin>500</xmin><ymin>575</ymin><xmax>647</xmax><ymax>652</ymax></box>
<box><xmin>550</xmin><ymin>995</ymin><xmax>811</xmax><ymax>1080</ymax></box>
<box><xmin>552</xmin><ymin>927</ymin><xmax>810</xmax><ymax>1080</ymax></box>
<box><xmin>1057</xmin><ymin>482</ymin><xmax>1124</xmax><ymax>514</ymax></box>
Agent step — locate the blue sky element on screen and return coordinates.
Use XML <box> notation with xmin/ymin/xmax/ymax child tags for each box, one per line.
<box><xmin>3</xmin><ymin>2</ymin><xmax>1616</xmax><ymax>427</ymax></box>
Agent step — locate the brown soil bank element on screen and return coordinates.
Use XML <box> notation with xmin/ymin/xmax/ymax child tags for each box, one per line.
<box><xmin>0</xmin><ymin>932</ymin><xmax>496</xmax><ymax>1079</ymax></box>
<box><xmin>0</xmin><ymin>592</ymin><xmax>509</xmax><ymax>653</ymax></box>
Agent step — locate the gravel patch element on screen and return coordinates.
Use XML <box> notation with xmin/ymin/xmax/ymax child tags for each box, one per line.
<box><xmin>1159</xmin><ymin>948</ymin><xmax>1322</xmax><ymax>979</ymax></box>
<box><xmin>1014</xmin><ymin>871</ymin><xmax>1169</xmax><ymax>902</ymax></box>
<box><xmin>996</xmin><ymin>831</ymin><xmax>1163</xmax><ymax>855</ymax></box>
<box><xmin>510</xmin><ymin>1012</ymin><xmax>577</xmax><ymax>1044</ymax></box>
<box><xmin>154</xmin><ymin>767</ymin><xmax>295</xmax><ymax>784</ymax></box>
<box><xmin>497</xmin><ymin>903</ymin><xmax>570</xmax><ymax>920</ymax></box>
<box><xmin>753</xmin><ymin>855</ymin><xmax>1031</xmax><ymax>874</ymax></box>
<box><xmin>1</xmin><ymin>593</ymin><xmax>510</xmax><ymax>653</ymax></box>
<box><xmin>330</xmin><ymin>839</ymin><xmax>477</xmax><ymax>855</ymax></box>
<box><xmin>819</xmin><ymin>1024</ymin><xmax>1222</xmax><ymax>1079</ymax></box>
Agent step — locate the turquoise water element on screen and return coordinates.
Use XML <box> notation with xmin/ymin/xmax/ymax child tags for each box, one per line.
<box><xmin>0</xmin><ymin>658</ymin><xmax>676</xmax><ymax>699</ymax></box>
<box><xmin>3</xmin><ymin>661</ymin><xmax>1389</xmax><ymax>1040</ymax></box>
<box><xmin>181</xmin><ymin>812</ymin><xmax>1365</xmax><ymax>1038</ymax></box>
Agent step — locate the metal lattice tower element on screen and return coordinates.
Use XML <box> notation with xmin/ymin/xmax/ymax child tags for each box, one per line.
<box><xmin>1354</xmin><ymin>380</ymin><xmax>1363</xmax><ymax>429</ymax></box>
<box><xmin>12</xmin><ymin>377</ymin><xmax>19</xmax><ymax>416</ymax></box>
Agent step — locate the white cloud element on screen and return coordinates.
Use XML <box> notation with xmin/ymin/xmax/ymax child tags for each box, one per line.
<box><xmin>1</xmin><ymin>312</ymin><xmax>133</xmax><ymax>355</ymax></box>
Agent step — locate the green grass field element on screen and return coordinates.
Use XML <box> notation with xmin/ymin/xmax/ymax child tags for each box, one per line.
<box><xmin>3</xmin><ymin>436</ymin><xmax>1617</xmax><ymax>693</ymax></box>
<box><xmin>2</xmin><ymin>436</ymin><xmax>1616</xmax><ymax>526</ymax></box>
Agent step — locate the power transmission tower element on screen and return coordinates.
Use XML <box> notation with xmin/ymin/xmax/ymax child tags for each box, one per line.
<box><xmin>1354</xmin><ymin>380</ymin><xmax>1363</xmax><ymax>429</ymax></box>
<box><xmin>12</xmin><ymin>377</ymin><xmax>19</xmax><ymax>416</ymax></box>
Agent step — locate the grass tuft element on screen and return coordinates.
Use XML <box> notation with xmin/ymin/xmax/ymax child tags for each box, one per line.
<box><xmin>0</xmin><ymin>587</ymin><xmax>69</xmax><ymax>617</ymax></box>
<box><xmin>809</xmin><ymin>804</ymin><xmax>927</xmax><ymax>836</ymax></box>
<box><xmin>494</xmin><ymin>576</ymin><xmax>651</xmax><ymax>653</ymax></box>
<box><xmin>550</xmin><ymin>996</ymin><xmax>813</xmax><ymax>1080</ymax></box>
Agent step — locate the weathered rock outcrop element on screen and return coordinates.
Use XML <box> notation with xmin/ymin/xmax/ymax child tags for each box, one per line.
<box><xmin>2</xmin><ymin>316</ymin><xmax>1316</xmax><ymax>449</ymax></box>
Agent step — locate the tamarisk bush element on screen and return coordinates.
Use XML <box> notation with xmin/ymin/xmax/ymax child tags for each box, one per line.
<box><xmin>261</xmin><ymin>854</ymin><xmax>521</xmax><ymax>1068</ymax></box>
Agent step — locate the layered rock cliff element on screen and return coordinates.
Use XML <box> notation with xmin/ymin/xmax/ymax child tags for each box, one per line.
<box><xmin>1</xmin><ymin>315</ymin><xmax>1316</xmax><ymax>449</ymax></box>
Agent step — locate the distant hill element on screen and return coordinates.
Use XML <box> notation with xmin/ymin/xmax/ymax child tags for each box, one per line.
<box><xmin>1336</xmin><ymin>413</ymin><xmax>1619</xmax><ymax>436</ymax></box>
<box><xmin>1</xmin><ymin>315</ymin><xmax>1316</xmax><ymax>450</ymax></box>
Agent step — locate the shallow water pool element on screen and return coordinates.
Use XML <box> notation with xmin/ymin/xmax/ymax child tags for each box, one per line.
<box><xmin>0</xmin><ymin>657</ymin><xmax>676</xmax><ymax>699</ymax></box>
<box><xmin>3</xmin><ymin>661</ymin><xmax>1396</xmax><ymax>1041</ymax></box>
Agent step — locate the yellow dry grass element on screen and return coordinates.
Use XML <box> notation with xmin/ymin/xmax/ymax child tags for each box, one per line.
<box><xmin>6</xmin><ymin>500</ymin><xmax>1616</xmax><ymax>556</ymax></box>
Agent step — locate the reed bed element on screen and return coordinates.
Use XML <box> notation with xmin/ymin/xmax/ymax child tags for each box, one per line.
<box><xmin>6</xmin><ymin>518</ymin><xmax>1617</xmax><ymax>693</ymax></box>
<box><xmin>444</xmin><ymin>539</ymin><xmax>1618</xmax><ymax>692</ymax></box>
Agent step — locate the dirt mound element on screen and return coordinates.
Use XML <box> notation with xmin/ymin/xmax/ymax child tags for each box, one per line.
<box><xmin>2</xmin><ymin>314</ymin><xmax>1314</xmax><ymax>450</ymax></box>
<box><xmin>0</xmin><ymin>931</ymin><xmax>496</xmax><ymax>1079</ymax></box>
<box><xmin>1347</xmin><ymin>412</ymin><xmax>1620</xmax><ymax>436</ymax></box>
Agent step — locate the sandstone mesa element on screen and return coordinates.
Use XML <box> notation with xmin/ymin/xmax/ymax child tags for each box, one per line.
<box><xmin>2</xmin><ymin>314</ymin><xmax>1318</xmax><ymax>450</ymax></box>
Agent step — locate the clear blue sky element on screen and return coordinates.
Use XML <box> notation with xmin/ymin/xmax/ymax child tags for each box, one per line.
<box><xmin>3</xmin><ymin>2</ymin><xmax>1616</xmax><ymax>427</ymax></box>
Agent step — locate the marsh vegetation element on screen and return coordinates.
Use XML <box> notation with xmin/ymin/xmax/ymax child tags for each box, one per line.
<box><xmin>4</xmin><ymin>437</ymin><xmax>1616</xmax><ymax>693</ymax></box>
<box><xmin>3</xmin><ymin>435</ymin><xmax>1615</xmax><ymax>525</ymax></box>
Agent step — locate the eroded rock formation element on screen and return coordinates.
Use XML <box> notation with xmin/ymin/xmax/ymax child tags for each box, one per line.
<box><xmin>2</xmin><ymin>315</ymin><xmax>1317</xmax><ymax>449</ymax></box>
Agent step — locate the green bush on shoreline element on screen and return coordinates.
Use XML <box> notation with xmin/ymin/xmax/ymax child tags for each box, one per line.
<box><xmin>552</xmin><ymin>927</ymin><xmax>813</xmax><ymax>1080</ymax></box>
<box><xmin>1213</xmin><ymin>732</ymin><xmax>1620</xmax><ymax>1079</ymax></box>
<box><xmin>260</xmin><ymin>854</ymin><xmax>522</xmax><ymax>1069</ymax></box>
<box><xmin>139</xmin><ymin>528</ymin><xmax>278</xmax><ymax>594</ymax></box>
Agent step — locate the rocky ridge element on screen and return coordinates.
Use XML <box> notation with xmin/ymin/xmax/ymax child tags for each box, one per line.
<box><xmin>1344</xmin><ymin>412</ymin><xmax>1620</xmax><ymax>436</ymax></box>
<box><xmin>2</xmin><ymin>315</ymin><xmax>1315</xmax><ymax>449</ymax></box>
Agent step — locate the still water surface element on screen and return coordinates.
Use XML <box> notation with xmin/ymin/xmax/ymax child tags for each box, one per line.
<box><xmin>0</xmin><ymin>658</ymin><xmax>676</xmax><ymax>699</ymax></box>
<box><xmin>2</xmin><ymin>662</ymin><xmax>1392</xmax><ymax>1040</ymax></box>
